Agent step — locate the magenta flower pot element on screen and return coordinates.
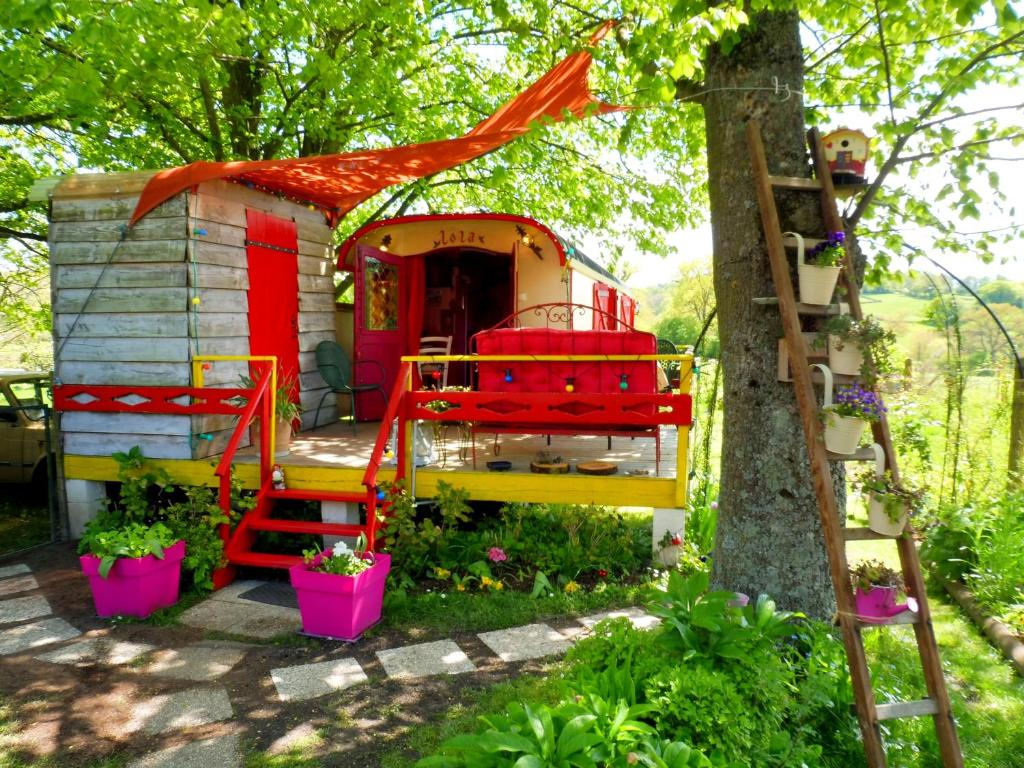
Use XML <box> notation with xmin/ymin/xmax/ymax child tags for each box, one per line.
<box><xmin>80</xmin><ymin>540</ymin><xmax>186</xmax><ymax>619</ymax></box>
<box><xmin>855</xmin><ymin>585</ymin><xmax>903</xmax><ymax>621</ymax></box>
<box><xmin>289</xmin><ymin>553</ymin><xmax>391</xmax><ymax>642</ymax></box>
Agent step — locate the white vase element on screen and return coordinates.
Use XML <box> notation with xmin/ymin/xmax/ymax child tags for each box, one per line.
<box><xmin>828</xmin><ymin>336</ymin><xmax>864</xmax><ymax>376</ymax></box>
<box><xmin>823</xmin><ymin>413</ymin><xmax>867</xmax><ymax>454</ymax></box>
<box><xmin>867</xmin><ymin>493</ymin><xmax>907</xmax><ymax>536</ymax></box>
<box><xmin>798</xmin><ymin>263</ymin><xmax>842</xmax><ymax>305</ymax></box>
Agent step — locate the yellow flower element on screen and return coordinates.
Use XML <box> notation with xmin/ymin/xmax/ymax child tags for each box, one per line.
<box><xmin>481</xmin><ymin>576</ymin><xmax>493</xmax><ymax>586</ymax></box>
<box><xmin>433</xmin><ymin>567</ymin><xmax>451</xmax><ymax>579</ymax></box>
<box><xmin>456</xmin><ymin>583</ymin><xmax>466</xmax><ymax>592</ymax></box>
<box><xmin>493</xmin><ymin>581</ymin><xmax>504</xmax><ymax>591</ymax></box>
<box><xmin>564</xmin><ymin>581</ymin><xmax>580</xmax><ymax>594</ymax></box>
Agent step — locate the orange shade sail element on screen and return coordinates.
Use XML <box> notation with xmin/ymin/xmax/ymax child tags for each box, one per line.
<box><xmin>130</xmin><ymin>23</ymin><xmax>622</xmax><ymax>228</ymax></box>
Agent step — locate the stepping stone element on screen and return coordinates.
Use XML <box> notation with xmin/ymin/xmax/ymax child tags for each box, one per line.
<box><xmin>577</xmin><ymin>607</ymin><xmax>661</xmax><ymax>631</ymax></box>
<box><xmin>127</xmin><ymin>733</ymin><xmax>241</xmax><ymax>768</ymax></box>
<box><xmin>0</xmin><ymin>575</ymin><xmax>38</xmax><ymax>597</ymax></box>
<box><xmin>127</xmin><ymin>687</ymin><xmax>233</xmax><ymax>735</ymax></box>
<box><xmin>0</xmin><ymin>595</ymin><xmax>51</xmax><ymax>625</ymax></box>
<box><xmin>0</xmin><ymin>564</ymin><xmax>30</xmax><ymax>580</ymax></box>
<box><xmin>179</xmin><ymin>596</ymin><xmax>300</xmax><ymax>640</ymax></box>
<box><xmin>270</xmin><ymin>657</ymin><xmax>368</xmax><ymax>702</ymax></box>
<box><xmin>478</xmin><ymin>623</ymin><xmax>572</xmax><ymax>662</ymax></box>
<box><xmin>0</xmin><ymin>618</ymin><xmax>80</xmax><ymax>656</ymax></box>
<box><xmin>377</xmin><ymin>639</ymin><xmax>476</xmax><ymax>679</ymax></box>
<box><xmin>36</xmin><ymin>637</ymin><xmax>155</xmax><ymax>666</ymax></box>
<box><xmin>147</xmin><ymin>641</ymin><xmax>250</xmax><ymax>681</ymax></box>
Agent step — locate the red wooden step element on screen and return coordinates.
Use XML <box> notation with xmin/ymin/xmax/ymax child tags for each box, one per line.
<box><xmin>247</xmin><ymin>519</ymin><xmax>366</xmax><ymax>536</ymax></box>
<box><xmin>224</xmin><ymin>549</ymin><xmax>302</xmax><ymax>569</ymax></box>
<box><xmin>266</xmin><ymin>488</ymin><xmax>369</xmax><ymax>503</ymax></box>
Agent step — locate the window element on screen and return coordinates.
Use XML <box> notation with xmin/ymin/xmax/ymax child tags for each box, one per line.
<box><xmin>364</xmin><ymin>257</ymin><xmax>399</xmax><ymax>331</ymax></box>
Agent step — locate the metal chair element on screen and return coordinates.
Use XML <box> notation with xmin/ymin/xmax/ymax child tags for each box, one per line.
<box><xmin>314</xmin><ymin>340</ymin><xmax>387</xmax><ymax>432</ymax></box>
<box><xmin>656</xmin><ymin>337</ymin><xmax>680</xmax><ymax>389</ymax></box>
<box><xmin>418</xmin><ymin>335</ymin><xmax>453</xmax><ymax>388</ymax></box>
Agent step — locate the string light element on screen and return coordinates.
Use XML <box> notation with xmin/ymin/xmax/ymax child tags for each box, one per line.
<box><xmin>504</xmin><ymin>368</ymin><xmax>513</xmax><ymax>383</ymax></box>
<box><xmin>565</xmin><ymin>376</ymin><xmax>575</xmax><ymax>393</ymax></box>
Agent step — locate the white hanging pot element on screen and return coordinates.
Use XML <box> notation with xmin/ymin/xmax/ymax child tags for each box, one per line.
<box><xmin>828</xmin><ymin>336</ymin><xmax>864</xmax><ymax>376</ymax></box>
<box><xmin>865</xmin><ymin>443</ymin><xmax>906</xmax><ymax>536</ymax></box>
<box><xmin>787</xmin><ymin>231</ymin><xmax>841</xmax><ymax>306</ymax></box>
<box><xmin>814</xmin><ymin>363</ymin><xmax>867</xmax><ymax>453</ymax></box>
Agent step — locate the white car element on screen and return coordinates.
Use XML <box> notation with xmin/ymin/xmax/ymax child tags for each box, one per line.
<box><xmin>0</xmin><ymin>371</ymin><xmax>52</xmax><ymax>485</ymax></box>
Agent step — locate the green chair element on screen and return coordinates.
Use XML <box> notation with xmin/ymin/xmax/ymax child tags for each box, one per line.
<box><xmin>657</xmin><ymin>338</ymin><xmax>680</xmax><ymax>389</ymax></box>
<box><xmin>314</xmin><ymin>341</ymin><xmax>387</xmax><ymax>432</ymax></box>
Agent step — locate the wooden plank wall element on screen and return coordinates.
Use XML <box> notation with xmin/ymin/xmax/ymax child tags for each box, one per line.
<box><xmin>188</xmin><ymin>180</ymin><xmax>337</xmax><ymax>458</ymax></box>
<box><xmin>50</xmin><ymin>174</ymin><xmax>339</xmax><ymax>463</ymax></box>
<box><xmin>50</xmin><ymin>187</ymin><xmax>195</xmax><ymax>459</ymax></box>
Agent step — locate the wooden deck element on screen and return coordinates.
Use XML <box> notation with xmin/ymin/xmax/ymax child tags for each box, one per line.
<box><xmin>236</xmin><ymin>419</ymin><xmax>678</xmax><ymax>479</ymax></box>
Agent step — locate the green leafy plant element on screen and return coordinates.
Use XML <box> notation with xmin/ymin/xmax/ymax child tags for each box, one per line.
<box><xmin>819</xmin><ymin>314</ymin><xmax>898</xmax><ymax>382</ymax></box>
<box><xmin>849</xmin><ymin>559</ymin><xmax>903</xmax><ymax>592</ymax></box>
<box><xmin>823</xmin><ymin>382</ymin><xmax>886</xmax><ymax>422</ymax></box>
<box><xmin>239</xmin><ymin>372</ymin><xmax>302</xmax><ymax>422</ymax></box>
<box><xmin>857</xmin><ymin>470</ymin><xmax>926</xmax><ymax>523</ymax></box>
<box><xmin>78</xmin><ymin>521</ymin><xmax>178</xmax><ymax>578</ymax></box>
<box><xmin>806</xmin><ymin>230</ymin><xmax>846</xmax><ymax>267</ymax></box>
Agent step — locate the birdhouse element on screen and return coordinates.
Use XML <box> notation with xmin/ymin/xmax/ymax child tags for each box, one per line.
<box><xmin>823</xmin><ymin>128</ymin><xmax>870</xmax><ymax>184</ymax></box>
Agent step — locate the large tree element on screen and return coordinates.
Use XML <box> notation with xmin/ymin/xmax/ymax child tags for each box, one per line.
<box><xmin>2</xmin><ymin>1</ymin><xmax>1021</xmax><ymax>613</ymax></box>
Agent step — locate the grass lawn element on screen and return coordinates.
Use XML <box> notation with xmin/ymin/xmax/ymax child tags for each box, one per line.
<box><xmin>861</xmin><ymin>291</ymin><xmax>932</xmax><ymax>324</ymax></box>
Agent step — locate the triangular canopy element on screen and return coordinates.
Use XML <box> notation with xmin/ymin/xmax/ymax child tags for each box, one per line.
<box><xmin>130</xmin><ymin>24</ymin><xmax>622</xmax><ymax>227</ymax></box>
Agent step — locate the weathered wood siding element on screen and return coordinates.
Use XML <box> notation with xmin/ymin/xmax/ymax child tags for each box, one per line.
<box><xmin>49</xmin><ymin>173</ymin><xmax>339</xmax><ymax>463</ymax></box>
<box><xmin>50</xmin><ymin>183</ymin><xmax>193</xmax><ymax>460</ymax></box>
<box><xmin>188</xmin><ymin>180</ymin><xmax>337</xmax><ymax>454</ymax></box>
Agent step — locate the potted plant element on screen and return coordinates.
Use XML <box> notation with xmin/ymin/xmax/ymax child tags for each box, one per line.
<box><xmin>850</xmin><ymin>559</ymin><xmax>909</xmax><ymax>621</ymax></box>
<box><xmin>822</xmin><ymin>382</ymin><xmax>886</xmax><ymax>454</ymax></box>
<box><xmin>289</xmin><ymin>534</ymin><xmax>390</xmax><ymax>641</ymax></box>
<box><xmin>241</xmin><ymin>373</ymin><xmax>302</xmax><ymax>458</ymax></box>
<box><xmin>857</xmin><ymin>470</ymin><xmax>925</xmax><ymax>537</ymax></box>
<box><xmin>78</xmin><ymin>520</ymin><xmax>186</xmax><ymax>618</ymax></box>
<box><xmin>819</xmin><ymin>314</ymin><xmax>897</xmax><ymax>382</ymax></box>
<box><xmin>790</xmin><ymin>230</ymin><xmax>846</xmax><ymax>305</ymax></box>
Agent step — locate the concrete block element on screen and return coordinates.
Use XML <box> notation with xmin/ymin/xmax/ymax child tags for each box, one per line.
<box><xmin>127</xmin><ymin>687</ymin><xmax>233</xmax><ymax>735</ymax></box>
<box><xmin>0</xmin><ymin>564</ymin><xmax>30</xmax><ymax>579</ymax></box>
<box><xmin>65</xmin><ymin>478</ymin><xmax>107</xmax><ymax>538</ymax></box>
<box><xmin>147</xmin><ymin>641</ymin><xmax>250</xmax><ymax>681</ymax></box>
<box><xmin>0</xmin><ymin>575</ymin><xmax>39</xmax><ymax>597</ymax></box>
<box><xmin>0</xmin><ymin>595</ymin><xmax>52</xmax><ymax>625</ymax></box>
<box><xmin>321</xmin><ymin>500</ymin><xmax>358</xmax><ymax>549</ymax></box>
<box><xmin>270</xmin><ymin>657</ymin><xmax>367</xmax><ymax>702</ymax></box>
<box><xmin>0</xmin><ymin>618</ymin><xmax>80</xmax><ymax>655</ymax></box>
<box><xmin>477</xmin><ymin>624</ymin><xmax>572</xmax><ymax>662</ymax></box>
<box><xmin>127</xmin><ymin>734</ymin><xmax>241</xmax><ymax>768</ymax></box>
<box><xmin>377</xmin><ymin>639</ymin><xmax>476</xmax><ymax>679</ymax></box>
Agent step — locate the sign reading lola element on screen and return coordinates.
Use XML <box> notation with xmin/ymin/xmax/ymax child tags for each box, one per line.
<box><xmin>434</xmin><ymin>229</ymin><xmax>487</xmax><ymax>247</ymax></box>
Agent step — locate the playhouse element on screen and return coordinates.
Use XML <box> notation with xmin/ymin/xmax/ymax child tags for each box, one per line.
<box><xmin>30</xmin><ymin>28</ymin><xmax>693</xmax><ymax>575</ymax></box>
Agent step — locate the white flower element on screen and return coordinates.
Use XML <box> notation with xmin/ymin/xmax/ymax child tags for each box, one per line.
<box><xmin>331</xmin><ymin>541</ymin><xmax>352</xmax><ymax>558</ymax></box>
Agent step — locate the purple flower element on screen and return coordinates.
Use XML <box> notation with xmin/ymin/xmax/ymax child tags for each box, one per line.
<box><xmin>488</xmin><ymin>547</ymin><xmax>507</xmax><ymax>563</ymax></box>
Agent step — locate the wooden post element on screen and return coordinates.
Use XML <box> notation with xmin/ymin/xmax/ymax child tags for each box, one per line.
<box><xmin>1009</xmin><ymin>376</ymin><xmax>1024</xmax><ymax>487</ymax></box>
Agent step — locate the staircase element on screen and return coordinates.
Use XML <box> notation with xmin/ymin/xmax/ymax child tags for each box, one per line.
<box><xmin>747</xmin><ymin>121</ymin><xmax>963</xmax><ymax>768</ymax></box>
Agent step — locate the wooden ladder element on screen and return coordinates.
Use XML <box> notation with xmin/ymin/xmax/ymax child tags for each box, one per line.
<box><xmin>746</xmin><ymin>120</ymin><xmax>964</xmax><ymax>768</ymax></box>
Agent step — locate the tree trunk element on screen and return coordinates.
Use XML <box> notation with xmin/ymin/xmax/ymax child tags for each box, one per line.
<box><xmin>703</xmin><ymin>10</ymin><xmax>840</xmax><ymax>619</ymax></box>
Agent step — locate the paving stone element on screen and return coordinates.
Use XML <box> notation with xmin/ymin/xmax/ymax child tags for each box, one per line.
<box><xmin>270</xmin><ymin>657</ymin><xmax>368</xmax><ymax>702</ymax></box>
<box><xmin>128</xmin><ymin>687</ymin><xmax>233</xmax><ymax>735</ymax></box>
<box><xmin>0</xmin><ymin>617</ymin><xmax>80</xmax><ymax>656</ymax></box>
<box><xmin>127</xmin><ymin>733</ymin><xmax>241</xmax><ymax>768</ymax></box>
<box><xmin>577</xmin><ymin>607</ymin><xmax>661</xmax><ymax>631</ymax></box>
<box><xmin>0</xmin><ymin>564</ymin><xmax>30</xmax><ymax>580</ymax></box>
<box><xmin>377</xmin><ymin>639</ymin><xmax>476</xmax><ymax>679</ymax></box>
<box><xmin>0</xmin><ymin>595</ymin><xmax>51</xmax><ymax>625</ymax></box>
<box><xmin>36</xmin><ymin>637</ymin><xmax>155</xmax><ymax>666</ymax></box>
<box><xmin>0</xmin><ymin>575</ymin><xmax>38</xmax><ymax>597</ymax></box>
<box><xmin>477</xmin><ymin>623</ymin><xmax>572</xmax><ymax>662</ymax></box>
<box><xmin>179</xmin><ymin>595</ymin><xmax>300</xmax><ymax>639</ymax></box>
<box><xmin>147</xmin><ymin>641</ymin><xmax>250</xmax><ymax>681</ymax></box>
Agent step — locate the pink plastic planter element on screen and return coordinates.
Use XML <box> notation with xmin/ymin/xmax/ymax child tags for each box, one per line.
<box><xmin>80</xmin><ymin>539</ymin><xmax>186</xmax><ymax>619</ymax></box>
<box><xmin>289</xmin><ymin>553</ymin><xmax>391</xmax><ymax>642</ymax></box>
<box><xmin>855</xmin><ymin>585</ymin><xmax>910</xmax><ymax>622</ymax></box>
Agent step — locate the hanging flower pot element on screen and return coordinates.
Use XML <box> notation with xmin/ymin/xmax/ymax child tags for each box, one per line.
<box><xmin>815</xmin><ymin>365</ymin><xmax>885</xmax><ymax>454</ymax></box>
<box><xmin>855</xmin><ymin>447</ymin><xmax>924</xmax><ymax>537</ymax></box>
<box><xmin>867</xmin><ymin>494</ymin><xmax>907</xmax><ymax>536</ymax></box>
<box><xmin>850</xmin><ymin>559</ymin><xmax>910</xmax><ymax>623</ymax></box>
<box><xmin>828</xmin><ymin>336</ymin><xmax>864</xmax><ymax>376</ymax></box>
<box><xmin>787</xmin><ymin>231</ymin><xmax>844</xmax><ymax>305</ymax></box>
<box><xmin>824</xmin><ymin>412</ymin><xmax>867</xmax><ymax>454</ymax></box>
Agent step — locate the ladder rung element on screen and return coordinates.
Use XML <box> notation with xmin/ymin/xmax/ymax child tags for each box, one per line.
<box><xmin>875</xmin><ymin>699</ymin><xmax>939</xmax><ymax>721</ymax></box>
<box><xmin>752</xmin><ymin>297</ymin><xmax>848</xmax><ymax>316</ymax></box>
<box><xmin>826</xmin><ymin>446</ymin><xmax>878</xmax><ymax>461</ymax></box>
<box><xmin>855</xmin><ymin>610</ymin><xmax>920</xmax><ymax>627</ymax></box>
<box><xmin>782</xmin><ymin>235</ymin><xmax>826</xmax><ymax>249</ymax></box>
<box><xmin>769</xmin><ymin>175</ymin><xmax>823</xmax><ymax>191</ymax></box>
<box><xmin>844</xmin><ymin>526</ymin><xmax>900</xmax><ymax>541</ymax></box>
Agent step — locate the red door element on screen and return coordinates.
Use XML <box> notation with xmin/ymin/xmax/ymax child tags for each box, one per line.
<box><xmin>354</xmin><ymin>245</ymin><xmax>404</xmax><ymax>420</ymax></box>
<box><xmin>245</xmin><ymin>210</ymin><xmax>300</xmax><ymax>405</ymax></box>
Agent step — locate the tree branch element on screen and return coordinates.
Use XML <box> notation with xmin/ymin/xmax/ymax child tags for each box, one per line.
<box><xmin>198</xmin><ymin>76</ymin><xmax>226</xmax><ymax>161</ymax></box>
<box><xmin>895</xmin><ymin>133</ymin><xmax>1024</xmax><ymax>164</ymax></box>
<box><xmin>0</xmin><ymin>226</ymin><xmax>46</xmax><ymax>242</ymax></box>
<box><xmin>873</xmin><ymin>0</ymin><xmax>898</xmax><ymax>128</ymax></box>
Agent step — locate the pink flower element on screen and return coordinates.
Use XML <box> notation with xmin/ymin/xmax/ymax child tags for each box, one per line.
<box><xmin>488</xmin><ymin>547</ymin><xmax>507</xmax><ymax>563</ymax></box>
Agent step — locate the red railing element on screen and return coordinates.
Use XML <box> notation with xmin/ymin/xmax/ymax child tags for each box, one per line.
<box><xmin>362</xmin><ymin>361</ymin><xmax>413</xmax><ymax>549</ymax></box>
<box><xmin>213</xmin><ymin>368</ymin><xmax>274</xmax><ymax>514</ymax></box>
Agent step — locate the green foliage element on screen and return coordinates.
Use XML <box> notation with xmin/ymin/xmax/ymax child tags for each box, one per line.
<box><xmin>849</xmin><ymin>559</ymin><xmax>904</xmax><ymax>592</ymax></box>
<box><xmin>78</xmin><ymin>520</ymin><xmax>177</xmax><ymax>578</ymax></box>
<box><xmin>81</xmin><ymin>446</ymin><xmax>253</xmax><ymax>591</ymax></box>
<box><xmin>301</xmin><ymin>534</ymin><xmax>373</xmax><ymax>576</ymax></box>
<box><xmin>820</xmin><ymin>314</ymin><xmax>899</xmax><ymax>383</ymax></box>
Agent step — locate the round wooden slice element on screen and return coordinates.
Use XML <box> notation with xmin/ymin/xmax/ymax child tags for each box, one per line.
<box><xmin>576</xmin><ymin>461</ymin><xmax>618</xmax><ymax>475</ymax></box>
<box><xmin>530</xmin><ymin>460</ymin><xmax>570</xmax><ymax>474</ymax></box>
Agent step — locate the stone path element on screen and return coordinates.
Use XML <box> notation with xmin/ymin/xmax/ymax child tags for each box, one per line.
<box><xmin>0</xmin><ymin>557</ymin><xmax>658</xmax><ymax>767</ymax></box>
